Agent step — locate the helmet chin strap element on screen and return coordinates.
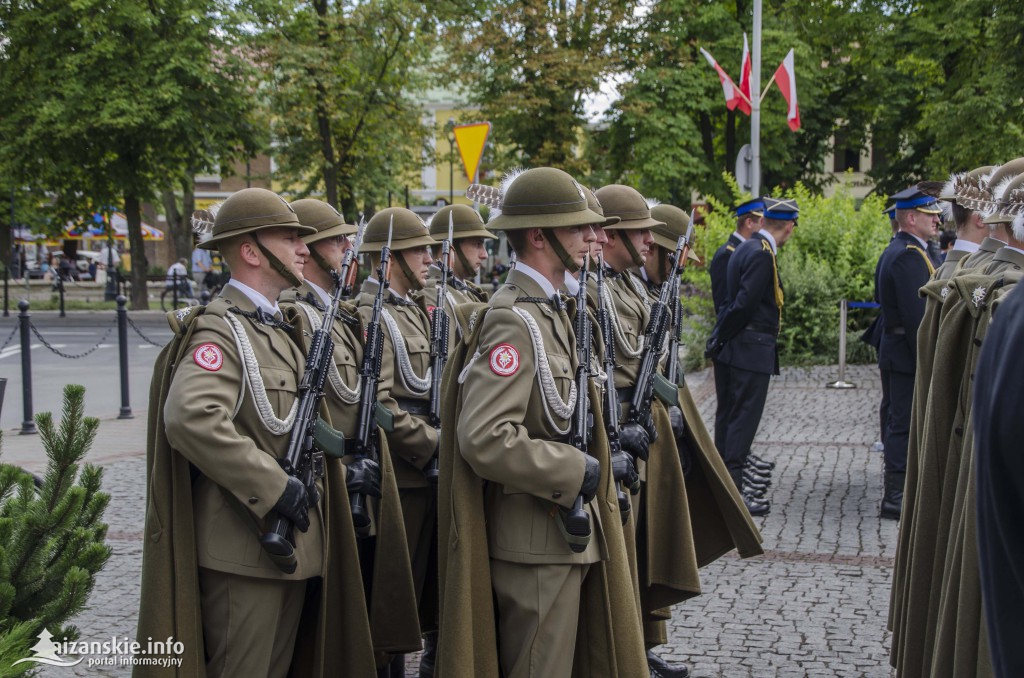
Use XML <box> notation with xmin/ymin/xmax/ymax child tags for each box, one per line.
<box><xmin>253</xmin><ymin>233</ymin><xmax>302</xmax><ymax>288</ymax></box>
<box><xmin>621</xmin><ymin>233</ymin><xmax>645</xmax><ymax>269</ymax></box>
<box><xmin>542</xmin><ymin>229</ymin><xmax>580</xmax><ymax>273</ymax></box>
<box><xmin>395</xmin><ymin>250</ymin><xmax>424</xmax><ymax>291</ymax></box>
<box><xmin>310</xmin><ymin>247</ymin><xmax>337</xmax><ymax>280</ymax></box>
<box><xmin>454</xmin><ymin>243</ymin><xmax>476</xmax><ymax>281</ymax></box>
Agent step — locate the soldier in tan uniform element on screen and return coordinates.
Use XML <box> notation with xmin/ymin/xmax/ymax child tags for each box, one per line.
<box><xmin>279</xmin><ymin>199</ymin><xmax>421</xmax><ymax>671</ymax></box>
<box><xmin>355</xmin><ymin>207</ymin><xmax>439</xmax><ymax>677</ymax></box>
<box><xmin>136</xmin><ymin>188</ymin><xmax>377</xmax><ymax>677</ymax></box>
<box><xmin>437</xmin><ymin>167</ymin><xmax>648</xmax><ymax>677</ymax></box>
<box><xmin>415</xmin><ymin>203</ymin><xmax>497</xmax><ymax>351</ymax></box>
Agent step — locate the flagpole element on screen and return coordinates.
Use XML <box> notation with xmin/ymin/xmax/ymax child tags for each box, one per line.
<box><xmin>751</xmin><ymin>0</ymin><xmax>762</xmax><ymax>196</ymax></box>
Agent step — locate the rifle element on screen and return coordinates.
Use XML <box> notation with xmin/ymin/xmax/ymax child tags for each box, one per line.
<box><xmin>348</xmin><ymin>217</ymin><xmax>394</xmax><ymax>536</ymax></box>
<box><xmin>663</xmin><ymin>272</ymin><xmax>683</xmax><ymax>386</ymax></box>
<box><xmin>596</xmin><ymin>254</ymin><xmax>632</xmax><ymax>524</ymax></box>
<box><xmin>259</xmin><ymin>269</ymin><xmax>346</xmax><ymax>574</ymax></box>
<box><xmin>340</xmin><ymin>215</ymin><xmax>366</xmax><ymax>298</ymax></box>
<box><xmin>626</xmin><ymin>215</ymin><xmax>695</xmax><ymax>437</ymax></box>
<box><xmin>423</xmin><ymin>211</ymin><xmax>455</xmax><ymax>484</ymax></box>
<box><xmin>563</xmin><ymin>255</ymin><xmax>593</xmax><ymax>553</ymax></box>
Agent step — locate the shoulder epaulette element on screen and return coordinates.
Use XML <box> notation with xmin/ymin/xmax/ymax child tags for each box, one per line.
<box><xmin>726</xmin><ymin>245</ymin><xmax>735</xmax><ymax>252</ymax></box>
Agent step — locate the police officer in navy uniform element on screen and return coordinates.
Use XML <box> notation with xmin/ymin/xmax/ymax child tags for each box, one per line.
<box><xmin>709</xmin><ymin>197</ymin><xmax>764</xmax><ymax>315</ymax></box>
<box><xmin>874</xmin><ymin>189</ymin><xmax>940</xmax><ymax>519</ymax></box>
<box><xmin>706</xmin><ymin>197</ymin><xmax>798</xmax><ymax>516</ymax></box>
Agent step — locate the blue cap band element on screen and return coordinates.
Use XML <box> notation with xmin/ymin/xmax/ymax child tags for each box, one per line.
<box><xmin>735</xmin><ymin>200</ymin><xmax>764</xmax><ymax>217</ymax></box>
<box><xmin>894</xmin><ymin>195</ymin><xmax>939</xmax><ymax>210</ymax></box>
<box><xmin>763</xmin><ymin>209</ymin><xmax>799</xmax><ymax>221</ymax></box>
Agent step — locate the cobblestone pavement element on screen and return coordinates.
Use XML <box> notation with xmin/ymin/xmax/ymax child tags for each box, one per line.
<box><xmin>13</xmin><ymin>363</ymin><xmax>897</xmax><ymax>677</ymax></box>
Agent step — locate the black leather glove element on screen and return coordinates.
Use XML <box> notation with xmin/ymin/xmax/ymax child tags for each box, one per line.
<box><xmin>668</xmin><ymin>405</ymin><xmax>685</xmax><ymax>441</ymax></box>
<box><xmin>705</xmin><ymin>335</ymin><xmax>723</xmax><ymax>360</ymax></box>
<box><xmin>579</xmin><ymin>455</ymin><xmax>601</xmax><ymax>503</ymax></box>
<box><xmin>346</xmin><ymin>457</ymin><xmax>382</xmax><ymax>498</ymax></box>
<box><xmin>611</xmin><ymin>450</ymin><xmax>641</xmax><ymax>495</ymax></box>
<box><xmin>273</xmin><ymin>476</ymin><xmax>310</xmax><ymax>533</ymax></box>
<box><xmin>619</xmin><ymin>422</ymin><xmax>651</xmax><ymax>462</ymax></box>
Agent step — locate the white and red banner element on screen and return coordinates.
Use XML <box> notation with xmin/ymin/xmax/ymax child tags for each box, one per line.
<box><xmin>773</xmin><ymin>48</ymin><xmax>801</xmax><ymax>131</ymax></box>
<box><xmin>700</xmin><ymin>47</ymin><xmax>742</xmax><ymax>111</ymax></box>
<box><xmin>738</xmin><ymin>34</ymin><xmax>752</xmax><ymax>116</ymax></box>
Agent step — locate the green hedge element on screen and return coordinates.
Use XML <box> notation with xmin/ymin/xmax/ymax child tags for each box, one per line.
<box><xmin>682</xmin><ymin>177</ymin><xmax>891</xmax><ymax>369</ymax></box>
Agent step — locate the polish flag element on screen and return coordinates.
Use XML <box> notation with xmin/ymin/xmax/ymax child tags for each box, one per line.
<box><xmin>738</xmin><ymin>34</ymin><xmax>752</xmax><ymax>115</ymax></box>
<box><xmin>700</xmin><ymin>47</ymin><xmax>741</xmax><ymax>111</ymax></box>
<box><xmin>773</xmin><ymin>49</ymin><xmax>801</xmax><ymax>131</ymax></box>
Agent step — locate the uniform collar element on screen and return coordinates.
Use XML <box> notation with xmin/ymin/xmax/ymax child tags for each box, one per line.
<box><xmin>731</xmin><ymin>231</ymin><xmax>747</xmax><ymax>242</ymax></box>
<box><xmin>563</xmin><ymin>270</ymin><xmax>580</xmax><ymax>296</ymax></box>
<box><xmin>367</xmin><ymin>277</ymin><xmax>412</xmax><ymax>303</ymax></box>
<box><xmin>224</xmin><ymin>279</ymin><xmax>281</xmax><ymax>318</ymax></box>
<box><xmin>898</xmin><ymin>230</ymin><xmax>928</xmax><ymax>250</ymax></box>
<box><xmin>514</xmin><ymin>261</ymin><xmax>558</xmax><ymax>300</ymax></box>
<box><xmin>950</xmin><ymin>239</ymin><xmax>980</xmax><ymax>254</ymax></box>
<box><xmin>306</xmin><ymin>279</ymin><xmax>332</xmax><ymax>307</ymax></box>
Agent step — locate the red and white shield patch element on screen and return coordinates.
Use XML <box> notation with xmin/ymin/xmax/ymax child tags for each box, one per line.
<box><xmin>426</xmin><ymin>305</ymin><xmax>437</xmax><ymax>321</ymax></box>
<box><xmin>489</xmin><ymin>343</ymin><xmax>520</xmax><ymax>377</ymax></box>
<box><xmin>194</xmin><ymin>343</ymin><xmax>224</xmax><ymax>372</ymax></box>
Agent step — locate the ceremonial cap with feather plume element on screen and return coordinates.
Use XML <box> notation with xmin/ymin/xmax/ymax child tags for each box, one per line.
<box><xmin>428</xmin><ymin>204</ymin><xmax>496</xmax><ymax>240</ymax></box>
<box><xmin>938</xmin><ymin>165</ymin><xmax>995</xmax><ymax>205</ymax></box>
<box><xmin>467</xmin><ymin>167</ymin><xmax>605</xmax><ymax>231</ymax></box>
<box><xmin>192</xmin><ymin>188</ymin><xmax>314</xmax><ymax>251</ymax></box>
<box><xmin>360</xmin><ymin>207</ymin><xmax>436</xmax><ymax>252</ymax></box>
<box><xmin>290</xmin><ymin>199</ymin><xmax>357</xmax><ymax>245</ymax></box>
<box><xmin>957</xmin><ymin>157</ymin><xmax>1024</xmax><ymax>214</ymax></box>
<box><xmin>995</xmin><ymin>173</ymin><xmax>1024</xmax><ymax>240</ymax></box>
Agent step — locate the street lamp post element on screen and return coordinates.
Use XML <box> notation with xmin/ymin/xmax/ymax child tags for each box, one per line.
<box><xmin>446</xmin><ymin>119</ymin><xmax>456</xmax><ymax>205</ymax></box>
<box><xmin>101</xmin><ymin>213</ymin><xmax>117</xmax><ymax>301</ymax></box>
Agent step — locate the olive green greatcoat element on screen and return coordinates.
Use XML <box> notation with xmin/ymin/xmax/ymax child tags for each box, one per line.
<box><xmin>435</xmin><ymin>279</ymin><xmax>647</xmax><ymax>677</ymax></box>
<box><xmin>932</xmin><ymin>248</ymin><xmax>969</xmax><ymax>280</ymax></box>
<box><xmin>135</xmin><ymin>295</ymin><xmax>375</xmax><ymax>678</ymax></box>
<box><xmin>930</xmin><ymin>272</ymin><xmax>1020</xmax><ymax>678</ymax></box>
<box><xmin>280</xmin><ymin>284</ymin><xmax>421</xmax><ymax>656</ymax></box>
<box><xmin>888</xmin><ymin>246</ymin><xmax>1022</xmax><ymax>673</ymax></box>
<box><xmin>356</xmin><ymin>278</ymin><xmax>439</xmax><ymax>631</ymax></box>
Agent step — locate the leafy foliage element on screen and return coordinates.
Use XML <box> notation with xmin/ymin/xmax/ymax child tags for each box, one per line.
<box><xmin>0</xmin><ymin>385</ymin><xmax>111</xmax><ymax>661</ymax></box>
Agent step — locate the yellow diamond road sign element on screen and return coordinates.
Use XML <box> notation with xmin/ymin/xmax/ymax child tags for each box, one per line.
<box><xmin>453</xmin><ymin>122</ymin><xmax>491</xmax><ymax>182</ymax></box>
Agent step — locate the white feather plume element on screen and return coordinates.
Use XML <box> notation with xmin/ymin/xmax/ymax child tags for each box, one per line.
<box><xmin>191</xmin><ymin>204</ymin><xmax>221</xmax><ymax>239</ymax></box>
<box><xmin>466</xmin><ymin>184</ymin><xmax>503</xmax><ymax>210</ymax></box>
<box><xmin>645</xmin><ymin>197</ymin><xmax>662</xmax><ymax>209</ymax></box>
<box><xmin>1012</xmin><ymin>213</ymin><xmax>1024</xmax><ymax>241</ymax></box>
<box><xmin>499</xmin><ymin>167</ymin><xmax>527</xmax><ymax>199</ymax></box>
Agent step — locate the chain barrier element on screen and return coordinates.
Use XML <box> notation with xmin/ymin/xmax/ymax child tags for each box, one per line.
<box><xmin>126</xmin><ymin>316</ymin><xmax>166</xmax><ymax>348</ymax></box>
<box><xmin>29</xmin><ymin>317</ymin><xmax>116</xmax><ymax>359</ymax></box>
<box><xmin>0</xmin><ymin>323</ymin><xmax>19</xmax><ymax>353</ymax></box>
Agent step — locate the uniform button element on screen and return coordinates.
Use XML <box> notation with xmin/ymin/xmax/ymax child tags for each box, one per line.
<box><xmin>563</xmin><ymin>366</ymin><xmax>568</xmax><ymax>373</ymax></box>
<box><xmin>552</xmin><ymin>491</ymin><xmax>562</xmax><ymax>499</ymax></box>
<box><xmin>280</xmin><ymin>379</ymin><xmax>286</xmax><ymax>386</ymax></box>
<box><xmin>248</xmin><ymin>496</ymin><xmax>259</xmax><ymax>505</ymax></box>
<box><xmin>411</xmin><ymin>456</ymin><xmax>418</xmax><ymax>462</ymax></box>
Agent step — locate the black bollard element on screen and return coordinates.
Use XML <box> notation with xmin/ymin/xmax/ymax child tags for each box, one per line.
<box><xmin>200</xmin><ymin>288</ymin><xmax>211</xmax><ymax>306</ymax></box>
<box><xmin>18</xmin><ymin>300</ymin><xmax>35</xmax><ymax>434</ymax></box>
<box><xmin>57</xmin><ymin>276</ymin><xmax>65</xmax><ymax>318</ymax></box>
<box><xmin>116</xmin><ymin>295</ymin><xmax>132</xmax><ymax>419</ymax></box>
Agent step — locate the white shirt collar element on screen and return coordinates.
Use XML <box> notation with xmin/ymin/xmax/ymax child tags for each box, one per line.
<box><xmin>758</xmin><ymin>229</ymin><xmax>778</xmax><ymax>254</ymax></box>
<box><xmin>950</xmin><ymin>239</ymin><xmax>980</xmax><ymax>254</ymax></box>
<box><xmin>225</xmin><ymin>279</ymin><xmax>281</xmax><ymax>317</ymax></box>
<box><xmin>515</xmin><ymin>261</ymin><xmax>558</xmax><ymax>299</ymax></box>
<box><xmin>732</xmin><ymin>231</ymin><xmax>748</xmax><ymax>242</ymax></box>
<box><xmin>563</xmin><ymin>270</ymin><xmax>580</xmax><ymax>296</ymax></box>
<box><xmin>306</xmin><ymin>280</ymin><xmax>331</xmax><ymax>307</ymax></box>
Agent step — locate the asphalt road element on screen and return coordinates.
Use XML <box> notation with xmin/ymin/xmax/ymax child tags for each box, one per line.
<box><xmin>0</xmin><ymin>310</ymin><xmax>172</xmax><ymax>432</ymax></box>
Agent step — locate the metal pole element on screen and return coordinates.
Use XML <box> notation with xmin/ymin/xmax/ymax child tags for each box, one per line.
<box><xmin>18</xmin><ymin>300</ymin><xmax>35</xmax><ymax>434</ymax></box>
<box><xmin>58</xmin><ymin>276</ymin><xmax>65</xmax><ymax>318</ymax></box>
<box><xmin>826</xmin><ymin>299</ymin><xmax>856</xmax><ymax>389</ymax></box>
<box><xmin>751</xmin><ymin>0</ymin><xmax>762</xmax><ymax>196</ymax></box>
<box><xmin>117</xmin><ymin>295</ymin><xmax>133</xmax><ymax>419</ymax></box>
<box><xmin>3</xmin><ymin>263</ymin><xmax>8</xmax><ymax>318</ymax></box>
<box><xmin>172</xmin><ymin>271</ymin><xmax>179</xmax><ymax>309</ymax></box>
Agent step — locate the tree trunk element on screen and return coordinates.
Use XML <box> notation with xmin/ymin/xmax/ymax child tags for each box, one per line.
<box><xmin>314</xmin><ymin>0</ymin><xmax>339</xmax><ymax>208</ymax></box>
<box><xmin>124</xmin><ymin>194</ymin><xmax>149</xmax><ymax>310</ymax></box>
<box><xmin>699</xmin><ymin>112</ymin><xmax>715</xmax><ymax>167</ymax></box>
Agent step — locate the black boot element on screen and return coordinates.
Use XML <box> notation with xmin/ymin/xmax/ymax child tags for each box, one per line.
<box><xmin>419</xmin><ymin>631</ymin><xmax>438</xmax><ymax>678</ymax></box>
<box><xmin>880</xmin><ymin>471</ymin><xmax>905</xmax><ymax>520</ymax></box>
<box><xmin>647</xmin><ymin>649</ymin><xmax>690</xmax><ymax>678</ymax></box>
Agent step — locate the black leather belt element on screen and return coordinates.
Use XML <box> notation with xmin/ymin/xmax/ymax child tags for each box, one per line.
<box><xmin>395</xmin><ymin>397</ymin><xmax>430</xmax><ymax>417</ymax></box>
<box><xmin>884</xmin><ymin>327</ymin><xmax>906</xmax><ymax>335</ymax></box>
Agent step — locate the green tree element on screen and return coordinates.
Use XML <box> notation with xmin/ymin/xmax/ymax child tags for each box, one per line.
<box><xmin>444</xmin><ymin>0</ymin><xmax>637</xmax><ymax>175</ymax></box>
<box><xmin>0</xmin><ymin>385</ymin><xmax>111</xmax><ymax>664</ymax></box>
<box><xmin>248</xmin><ymin>0</ymin><xmax>438</xmax><ymax>220</ymax></box>
<box><xmin>0</xmin><ymin>0</ymin><xmax>260</xmax><ymax>308</ymax></box>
